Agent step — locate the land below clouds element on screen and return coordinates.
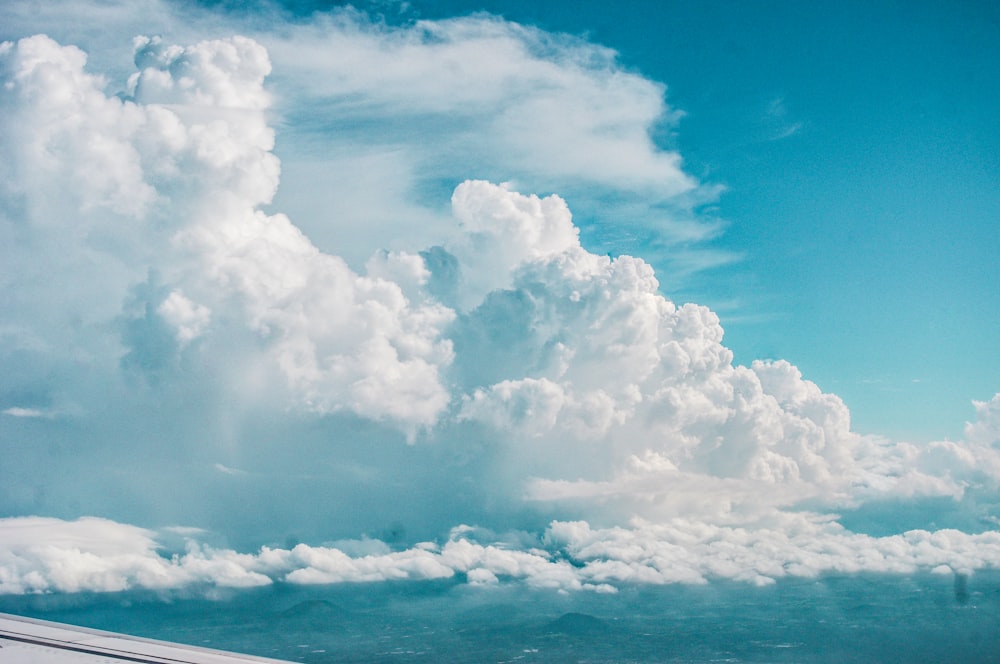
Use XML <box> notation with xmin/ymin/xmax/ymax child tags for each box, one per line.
<box><xmin>4</xmin><ymin>571</ymin><xmax>998</xmax><ymax>663</ymax></box>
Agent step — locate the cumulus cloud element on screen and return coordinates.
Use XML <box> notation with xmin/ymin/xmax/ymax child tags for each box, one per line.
<box><xmin>966</xmin><ymin>394</ymin><xmax>1000</xmax><ymax>448</ymax></box>
<box><xmin>0</xmin><ymin>516</ymin><xmax>269</xmax><ymax>594</ymax></box>
<box><xmin>157</xmin><ymin>290</ymin><xmax>211</xmax><ymax>344</ymax></box>
<box><xmin>1</xmin><ymin>31</ymin><xmax>455</xmax><ymax>432</ymax></box>
<box><xmin>5</xmin><ymin>516</ymin><xmax>1000</xmax><ymax>596</ymax></box>
<box><xmin>0</xmin><ymin>6</ymin><xmax>998</xmax><ymax>597</ymax></box>
<box><xmin>438</xmin><ymin>182</ymin><xmax>878</xmax><ymax>520</ymax></box>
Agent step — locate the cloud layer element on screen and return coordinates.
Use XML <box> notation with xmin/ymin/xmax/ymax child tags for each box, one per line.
<box><xmin>1</xmin><ymin>7</ymin><xmax>999</xmax><ymax>595</ymax></box>
<box><xmin>5</xmin><ymin>515</ymin><xmax>1000</xmax><ymax>595</ymax></box>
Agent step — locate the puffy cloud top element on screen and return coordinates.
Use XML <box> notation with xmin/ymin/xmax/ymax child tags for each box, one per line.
<box><xmin>1</xmin><ymin>32</ymin><xmax>455</xmax><ymax>432</ymax></box>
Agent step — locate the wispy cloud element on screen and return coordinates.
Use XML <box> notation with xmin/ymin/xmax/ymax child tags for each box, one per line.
<box><xmin>214</xmin><ymin>463</ymin><xmax>249</xmax><ymax>476</ymax></box>
<box><xmin>764</xmin><ymin>95</ymin><xmax>804</xmax><ymax>140</ymax></box>
<box><xmin>2</xmin><ymin>407</ymin><xmax>48</xmax><ymax>418</ymax></box>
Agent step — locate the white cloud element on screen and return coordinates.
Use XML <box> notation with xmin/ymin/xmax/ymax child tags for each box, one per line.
<box><xmin>2</xmin><ymin>0</ymin><xmax>717</xmax><ymax>267</ymax></box>
<box><xmin>258</xmin><ymin>11</ymin><xmax>716</xmax><ymax>269</ymax></box>
<box><xmin>0</xmin><ymin>4</ymin><xmax>998</xmax><ymax>596</ymax></box>
<box><xmin>157</xmin><ymin>290</ymin><xmax>211</xmax><ymax>344</ymax></box>
<box><xmin>0</xmin><ymin>0</ymin><xmax>732</xmax><ymax>278</ymax></box>
<box><xmin>2</xmin><ymin>407</ymin><xmax>47</xmax><ymax>418</ymax></box>
<box><xmin>1</xmin><ymin>31</ymin><xmax>456</xmax><ymax>433</ymax></box>
<box><xmin>263</xmin><ymin>13</ymin><xmax>696</xmax><ymax>193</ymax></box>
<box><xmin>5</xmin><ymin>515</ymin><xmax>1000</xmax><ymax>596</ymax></box>
<box><xmin>0</xmin><ymin>35</ymin><xmax>156</xmax><ymax>219</ymax></box>
<box><xmin>0</xmin><ymin>516</ymin><xmax>269</xmax><ymax>594</ymax></box>
<box><xmin>445</xmin><ymin>184</ymin><xmax>847</xmax><ymax>516</ymax></box>
<box><xmin>440</xmin><ymin>182</ymin><xmax>1000</xmax><ymax>528</ymax></box>
<box><xmin>966</xmin><ymin>393</ymin><xmax>1000</xmax><ymax>447</ymax></box>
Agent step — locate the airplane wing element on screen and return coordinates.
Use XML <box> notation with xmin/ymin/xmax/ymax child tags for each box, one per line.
<box><xmin>0</xmin><ymin>613</ymin><xmax>291</xmax><ymax>663</ymax></box>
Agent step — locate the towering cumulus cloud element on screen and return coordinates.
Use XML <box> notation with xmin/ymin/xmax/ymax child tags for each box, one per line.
<box><xmin>1</xmin><ymin>19</ymin><xmax>999</xmax><ymax>597</ymax></box>
<box><xmin>1</xmin><ymin>33</ymin><xmax>454</xmax><ymax>433</ymax></box>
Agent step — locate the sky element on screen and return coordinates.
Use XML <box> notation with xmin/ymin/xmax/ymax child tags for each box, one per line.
<box><xmin>1</xmin><ymin>0</ymin><xmax>1000</xmax><ymax>606</ymax></box>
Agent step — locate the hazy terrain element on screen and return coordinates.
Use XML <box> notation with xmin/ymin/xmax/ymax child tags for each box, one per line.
<box><xmin>4</xmin><ymin>572</ymin><xmax>999</xmax><ymax>663</ymax></box>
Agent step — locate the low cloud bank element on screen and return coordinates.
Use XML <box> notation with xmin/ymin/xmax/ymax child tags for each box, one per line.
<box><xmin>4</xmin><ymin>516</ymin><xmax>1000</xmax><ymax>596</ymax></box>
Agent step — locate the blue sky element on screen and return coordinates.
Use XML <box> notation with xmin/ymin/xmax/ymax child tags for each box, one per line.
<box><xmin>1</xmin><ymin>0</ymin><xmax>1000</xmax><ymax>602</ymax></box>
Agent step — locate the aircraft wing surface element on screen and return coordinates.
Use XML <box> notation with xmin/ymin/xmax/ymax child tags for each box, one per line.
<box><xmin>0</xmin><ymin>613</ymin><xmax>291</xmax><ymax>663</ymax></box>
